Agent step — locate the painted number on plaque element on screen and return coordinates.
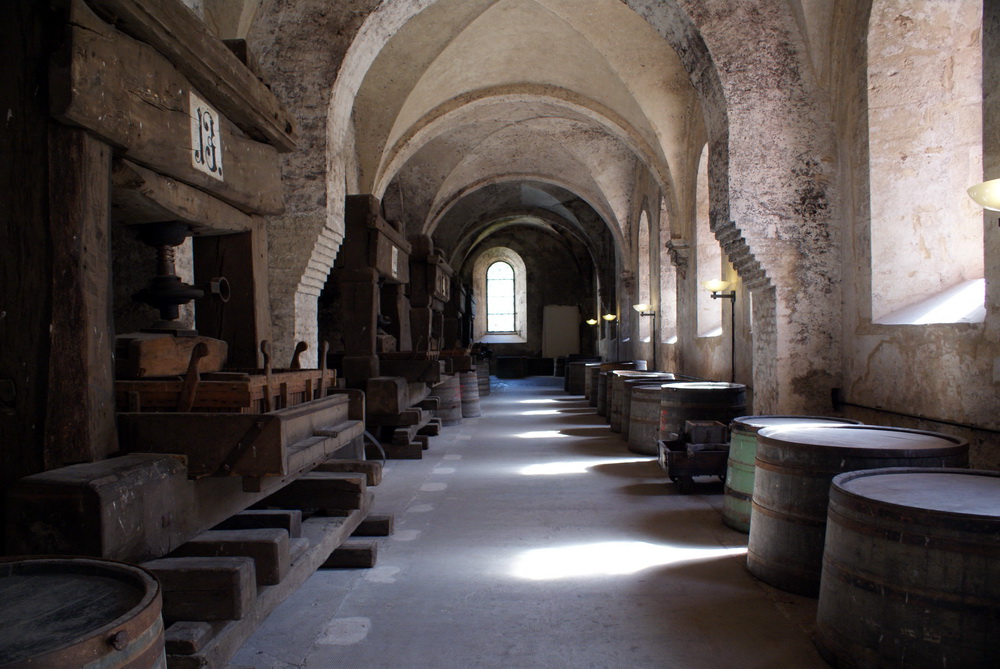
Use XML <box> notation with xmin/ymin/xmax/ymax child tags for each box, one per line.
<box><xmin>190</xmin><ymin>91</ymin><xmax>224</xmax><ymax>181</ymax></box>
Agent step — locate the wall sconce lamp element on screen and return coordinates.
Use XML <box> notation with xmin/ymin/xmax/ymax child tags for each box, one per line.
<box><xmin>632</xmin><ymin>303</ymin><xmax>655</xmax><ymax>317</ymax></box>
<box><xmin>967</xmin><ymin>179</ymin><xmax>1000</xmax><ymax>211</ymax></box>
<box><xmin>703</xmin><ymin>279</ymin><xmax>736</xmax><ymax>301</ymax></box>
<box><xmin>602</xmin><ymin>313</ymin><xmax>617</xmax><ymax>322</ymax></box>
<box><xmin>586</xmin><ymin>318</ymin><xmax>599</xmax><ymax>326</ymax></box>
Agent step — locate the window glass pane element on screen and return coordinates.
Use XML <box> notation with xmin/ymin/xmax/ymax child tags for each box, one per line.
<box><xmin>486</xmin><ymin>261</ymin><xmax>515</xmax><ymax>332</ymax></box>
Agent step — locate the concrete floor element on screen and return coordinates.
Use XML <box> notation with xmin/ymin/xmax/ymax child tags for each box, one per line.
<box><xmin>233</xmin><ymin>376</ymin><xmax>828</xmax><ymax>668</ymax></box>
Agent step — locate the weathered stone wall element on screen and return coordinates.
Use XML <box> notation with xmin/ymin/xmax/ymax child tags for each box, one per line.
<box><xmin>832</xmin><ymin>0</ymin><xmax>1000</xmax><ymax>468</ymax></box>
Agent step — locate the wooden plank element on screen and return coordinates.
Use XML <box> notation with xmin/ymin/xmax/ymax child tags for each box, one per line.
<box><xmin>142</xmin><ymin>556</ymin><xmax>257</xmax><ymax>621</ymax></box>
<box><xmin>261</xmin><ymin>472</ymin><xmax>367</xmax><ymax>510</ymax></box>
<box><xmin>114</xmin><ymin>332</ymin><xmax>227</xmax><ymax>379</ymax></box>
<box><xmin>313</xmin><ymin>459</ymin><xmax>382</xmax><ymax>487</ymax></box>
<box><xmin>43</xmin><ymin>124</ymin><xmax>118</xmax><ymax>469</ymax></box>
<box><xmin>321</xmin><ymin>539</ymin><xmax>377</xmax><ymax>569</ymax></box>
<box><xmin>170</xmin><ymin>528</ymin><xmax>290</xmax><ymax>586</ymax></box>
<box><xmin>111</xmin><ymin>159</ymin><xmax>254</xmax><ymax>234</ymax></box>
<box><xmin>50</xmin><ymin>14</ymin><xmax>283</xmax><ymax>215</ymax></box>
<box><xmin>82</xmin><ymin>0</ymin><xmax>297</xmax><ymax>152</ymax></box>
<box><xmin>165</xmin><ymin>507</ymin><xmax>370</xmax><ymax>669</ymax></box>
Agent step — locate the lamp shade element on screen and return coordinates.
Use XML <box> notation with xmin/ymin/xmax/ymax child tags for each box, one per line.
<box><xmin>603</xmin><ymin>313</ymin><xmax>617</xmax><ymax>321</ymax></box>
<box><xmin>702</xmin><ymin>279</ymin><xmax>731</xmax><ymax>293</ymax></box>
<box><xmin>586</xmin><ymin>318</ymin><xmax>598</xmax><ymax>325</ymax></box>
<box><xmin>633</xmin><ymin>303</ymin><xmax>652</xmax><ymax>313</ymax></box>
<box><xmin>967</xmin><ymin>179</ymin><xmax>1000</xmax><ymax>211</ymax></box>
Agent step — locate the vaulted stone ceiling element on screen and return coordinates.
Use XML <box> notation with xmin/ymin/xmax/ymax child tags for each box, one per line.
<box><xmin>344</xmin><ymin>0</ymin><xmax>703</xmax><ymax>264</ymax></box>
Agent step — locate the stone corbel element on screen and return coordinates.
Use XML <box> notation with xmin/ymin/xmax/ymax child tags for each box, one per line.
<box><xmin>665</xmin><ymin>239</ymin><xmax>690</xmax><ymax>279</ymax></box>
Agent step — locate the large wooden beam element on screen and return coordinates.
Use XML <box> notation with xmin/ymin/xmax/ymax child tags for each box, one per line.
<box><xmin>82</xmin><ymin>0</ymin><xmax>298</xmax><ymax>152</ymax></box>
<box><xmin>51</xmin><ymin>7</ymin><xmax>283</xmax><ymax>215</ymax></box>
<box><xmin>112</xmin><ymin>159</ymin><xmax>254</xmax><ymax>235</ymax></box>
<box><xmin>44</xmin><ymin>125</ymin><xmax>118</xmax><ymax>468</ymax></box>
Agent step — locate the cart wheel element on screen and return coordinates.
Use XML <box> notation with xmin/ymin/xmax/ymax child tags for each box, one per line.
<box><xmin>678</xmin><ymin>477</ymin><xmax>694</xmax><ymax>494</ymax></box>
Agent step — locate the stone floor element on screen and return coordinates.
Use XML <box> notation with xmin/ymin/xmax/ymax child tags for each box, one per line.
<box><xmin>232</xmin><ymin>376</ymin><xmax>826</xmax><ymax>669</ymax></box>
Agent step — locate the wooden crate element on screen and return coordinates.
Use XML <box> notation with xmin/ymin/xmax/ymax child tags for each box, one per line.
<box><xmin>116</xmin><ymin>368</ymin><xmax>337</xmax><ymax>413</ymax></box>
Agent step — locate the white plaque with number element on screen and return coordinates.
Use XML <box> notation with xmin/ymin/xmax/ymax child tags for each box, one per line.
<box><xmin>189</xmin><ymin>91</ymin><xmax>224</xmax><ymax>181</ymax></box>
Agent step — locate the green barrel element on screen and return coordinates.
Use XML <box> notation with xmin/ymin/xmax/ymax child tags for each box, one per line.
<box><xmin>722</xmin><ymin>415</ymin><xmax>862</xmax><ymax>533</ymax></box>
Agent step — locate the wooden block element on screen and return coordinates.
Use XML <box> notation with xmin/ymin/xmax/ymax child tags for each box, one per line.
<box><xmin>317</xmin><ymin>491</ymin><xmax>376</xmax><ymax>517</ymax></box>
<box><xmin>165</xmin><ymin>621</ymin><xmax>213</xmax><ymax>655</ymax></box>
<box><xmin>142</xmin><ymin>556</ymin><xmax>256</xmax><ymax>621</ymax></box>
<box><xmin>416</xmin><ymin>397</ymin><xmax>440</xmax><ymax>411</ymax></box>
<box><xmin>262</xmin><ymin>472</ymin><xmax>367</xmax><ymax>511</ymax></box>
<box><xmin>379</xmin><ymin>443</ymin><xmax>423</xmax><ymax>460</ymax></box>
<box><xmin>352</xmin><ymin>514</ymin><xmax>394</xmax><ymax>537</ymax></box>
<box><xmin>417</xmin><ymin>418</ymin><xmax>442</xmax><ymax>436</ymax></box>
<box><xmin>322</xmin><ymin>539</ymin><xmax>378</xmax><ymax>569</ymax></box>
<box><xmin>365</xmin><ymin>376</ymin><xmax>408</xmax><ymax>416</ymax></box>
<box><xmin>313</xmin><ymin>459</ymin><xmax>382</xmax><ymax>487</ymax></box>
<box><xmin>170</xmin><ymin>528</ymin><xmax>289</xmax><ymax>586</ymax></box>
<box><xmin>414</xmin><ymin>434</ymin><xmax>430</xmax><ymax>450</ymax></box>
<box><xmin>379</xmin><ymin>359</ymin><xmax>441</xmax><ymax>384</ymax></box>
<box><xmin>114</xmin><ymin>332</ymin><xmax>228</xmax><ymax>379</ymax></box>
<box><xmin>214</xmin><ymin>509</ymin><xmax>302</xmax><ymax>539</ymax></box>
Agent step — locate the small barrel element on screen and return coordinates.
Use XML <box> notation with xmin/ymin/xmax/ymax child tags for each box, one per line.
<box><xmin>597</xmin><ymin>372</ymin><xmax>610</xmax><ymax>416</ymax></box>
<box><xmin>722</xmin><ymin>415</ymin><xmax>863</xmax><ymax>533</ymax></box>
<box><xmin>476</xmin><ymin>361</ymin><xmax>490</xmax><ymax>397</ymax></box>
<box><xmin>659</xmin><ymin>382</ymin><xmax>746</xmax><ymax>440</ymax></box>
<box><xmin>459</xmin><ymin>371</ymin><xmax>481</xmax><ymax>418</ymax></box>
<box><xmin>610</xmin><ymin>372</ymin><xmax>674</xmax><ymax>433</ymax></box>
<box><xmin>567</xmin><ymin>361</ymin><xmax>594</xmax><ymax>395</ymax></box>
<box><xmin>432</xmin><ymin>374</ymin><xmax>462</xmax><ymax>426</ymax></box>
<box><xmin>816</xmin><ymin>468</ymin><xmax>1000</xmax><ymax>669</ymax></box>
<box><xmin>627</xmin><ymin>385</ymin><xmax>665</xmax><ymax>455</ymax></box>
<box><xmin>0</xmin><ymin>556</ymin><xmax>165</xmax><ymax>669</ymax></box>
<box><xmin>747</xmin><ymin>425</ymin><xmax>968</xmax><ymax>596</ymax></box>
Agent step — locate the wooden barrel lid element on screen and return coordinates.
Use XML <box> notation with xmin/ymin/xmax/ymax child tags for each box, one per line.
<box><xmin>0</xmin><ymin>557</ymin><xmax>160</xmax><ymax>665</ymax></box>
<box><xmin>661</xmin><ymin>381</ymin><xmax>746</xmax><ymax>394</ymax></box>
<box><xmin>757</xmin><ymin>424</ymin><xmax>968</xmax><ymax>458</ymax></box>
<box><xmin>834</xmin><ymin>468</ymin><xmax>1000</xmax><ymax>519</ymax></box>
<box><xmin>731</xmin><ymin>415</ymin><xmax>862</xmax><ymax>434</ymax></box>
<box><xmin>632</xmin><ymin>384</ymin><xmax>663</xmax><ymax>398</ymax></box>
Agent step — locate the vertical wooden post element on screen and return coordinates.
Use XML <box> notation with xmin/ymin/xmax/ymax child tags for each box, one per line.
<box><xmin>194</xmin><ymin>217</ymin><xmax>273</xmax><ymax>368</ymax></box>
<box><xmin>44</xmin><ymin>125</ymin><xmax>117</xmax><ymax>467</ymax></box>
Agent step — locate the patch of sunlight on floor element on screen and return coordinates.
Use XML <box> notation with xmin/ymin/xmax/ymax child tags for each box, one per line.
<box><xmin>521</xmin><ymin>409</ymin><xmax>561</xmax><ymax>416</ymax></box>
<box><xmin>520</xmin><ymin>399</ymin><xmax>559</xmax><ymax>404</ymax></box>
<box><xmin>519</xmin><ymin>457</ymin><xmax>648</xmax><ymax>476</ymax></box>
<box><xmin>510</xmin><ymin>541</ymin><xmax>747</xmax><ymax>580</ymax></box>
<box><xmin>515</xmin><ymin>430</ymin><xmax>569</xmax><ymax>439</ymax></box>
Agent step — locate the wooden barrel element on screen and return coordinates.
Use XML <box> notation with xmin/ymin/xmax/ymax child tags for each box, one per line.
<box><xmin>584</xmin><ymin>364</ymin><xmax>602</xmax><ymax>403</ymax></box>
<box><xmin>596</xmin><ymin>362</ymin><xmax>646</xmax><ymax>415</ymax></box>
<box><xmin>0</xmin><ymin>556</ymin><xmax>165</xmax><ymax>669</ymax></box>
<box><xmin>627</xmin><ymin>385</ymin><xmax>664</xmax><ymax>455</ymax></box>
<box><xmin>566</xmin><ymin>360</ymin><xmax>598</xmax><ymax>395</ymax></box>
<box><xmin>722</xmin><ymin>415</ymin><xmax>862</xmax><ymax>534</ymax></box>
<box><xmin>459</xmin><ymin>371</ymin><xmax>481</xmax><ymax>418</ymax></box>
<box><xmin>432</xmin><ymin>374</ymin><xmax>462</xmax><ymax>426</ymax></box>
<box><xmin>476</xmin><ymin>361</ymin><xmax>490</xmax><ymax>397</ymax></box>
<box><xmin>610</xmin><ymin>372</ymin><xmax>674</xmax><ymax>433</ymax></box>
<box><xmin>596</xmin><ymin>372</ymin><xmax>610</xmax><ymax>416</ymax></box>
<box><xmin>659</xmin><ymin>382</ymin><xmax>746</xmax><ymax>440</ymax></box>
<box><xmin>747</xmin><ymin>425</ymin><xmax>968</xmax><ymax>596</ymax></box>
<box><xmin>816</xmin><ymin>468</ymin><xmax>1000</xmax><ymax>669</ymax></box>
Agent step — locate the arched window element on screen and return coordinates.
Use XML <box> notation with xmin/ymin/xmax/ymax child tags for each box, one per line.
<box><xmin>473</xmin><ymin>247</ymin><xmax>528</xmax><ymax>343</ymax></box>
<box><xmin>868</xmin><ymin>0</ymin><xmax>984</xmax><ymax>324</ymax></box>
<box><xmin>637</xmin><ymin>211</ymin><xmax>651</xmax><ymax>343</ymax></box>
<box><xmin>486</xmin><ymin>261</ymin><xmax>515</xmax><ymax>332</ymax></box>
<box><xmin>695</xmin><ymin>144</ymin><xmax>722</xmax><ymax>337</ymax></box>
